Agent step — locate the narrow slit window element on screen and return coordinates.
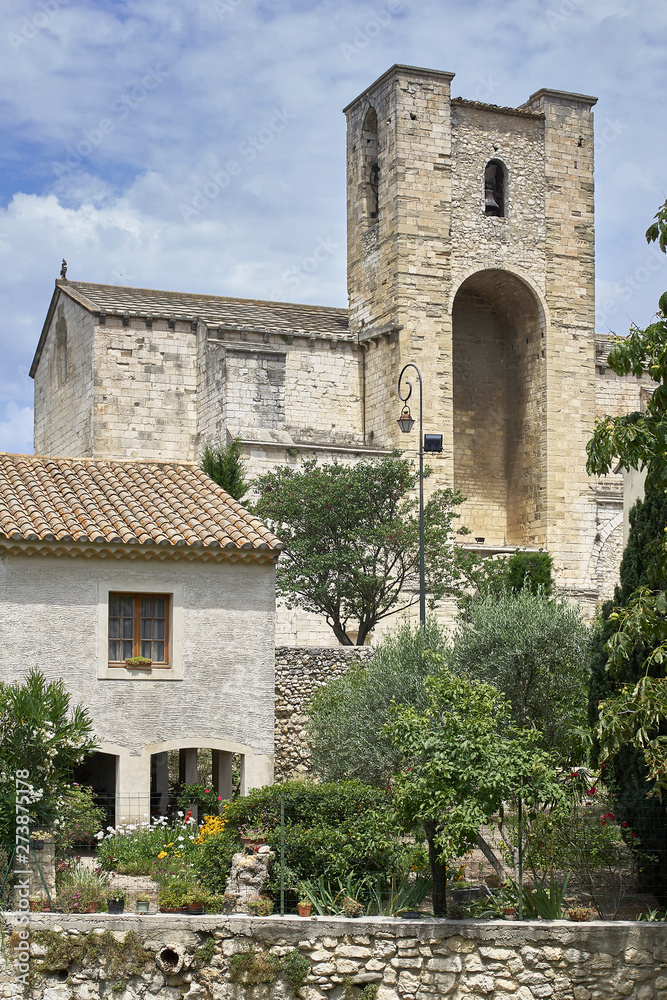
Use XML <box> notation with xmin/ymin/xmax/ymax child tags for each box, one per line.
<box><xmin>108</xmin><ymin>593</ymin><xmax>169</xmax><ymax>666</ymax></box>
<box><xmin>484</xmin><ymin>160</ymin><xmax>506</xmax><ymax>217</ymax></box>
<box><xmin>362</xmin><ymin>107</ymin><xmax>379</xmax><ymax>223</ymax></box>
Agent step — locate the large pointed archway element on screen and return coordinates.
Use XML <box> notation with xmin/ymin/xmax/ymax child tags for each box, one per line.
<box><xmin>452</xmin><ymin>268</ymin><xmax>547</xmax><ymax>547</ymax></box>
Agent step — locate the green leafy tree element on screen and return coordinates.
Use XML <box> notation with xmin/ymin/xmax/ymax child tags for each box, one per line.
<box><xmin>586</xmin><ymin>199</ymin><xmax>667</xmax><ymax>494</ymax></box>
<box><xmin>589</xmin><ymin>492</ymin><xmax>667</xmax><ymax>903</ymax></box>
<box><xmin>252</xmin><ymin>453</ymin><xmax>468</xmax><ymax>645</ymax></box>
<box><xmin>458</xmin><ymin>549</ymin><xmax>553</xmax><ymax>606</ymax></box>
<box><xmin>0</xmin><ymin>669</ymin><xmax>98</xmax><ymax>852</ymax></box>
<box><xmin>505</xmin><ymin>551</ymin><xmax>553</xmax><ymax>596</ymax></box>
<box><xmin>200</xmin><ymin>438</ymin><xmax>248</xmax><ymax>502</ymax></box>
<box><xmin>386</xmin><ymin>671</ymin><xmax>561</xmax><ymax>916</ymax></box>
<box><xmin>194</xmin><ymin>779</ymin><xmax>425</xmax><ymax>897</ymax></box>
<box><xmin>307</xmin><ymin>618</ymin><xmax>450</xmax><ymax>785</ymax></box>
<box><xmin>585</xmin><ymin>199</ymin><xmax>667</xmax><ymax>796</ymax></box>
<box><xmin>450</xmin><ymin>589</ymin><xmax>590</xmax><ymax>764</ymax></box>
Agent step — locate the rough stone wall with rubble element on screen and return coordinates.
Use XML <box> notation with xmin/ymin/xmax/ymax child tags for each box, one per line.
<box><xmin>6</xmin><ymin>913</ymin><xmax>667</xmax><ymax>1000</ymax></box>
<box><xmin>274</xmin><ymin>646</ymin><xmax>373</xmax><ymax>781</ymax></box>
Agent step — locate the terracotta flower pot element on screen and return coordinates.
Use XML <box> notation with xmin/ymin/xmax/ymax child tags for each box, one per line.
<box><xmin>29</xmin><ymin>900</ymin><xmax>51</xmax><ymax>912</ymax></box>
<box><xmin>188</xmin><ymin>903</ymin><xmax>204</xmax><ymax>914</ymax></box>
<box><xmin>298</xmin><ymin>903</ymin><xmax>312</xmax><ymax>917</ymax></box>
<box><xmin>85</xmin><ymin>903</ymin><xmax>99</xmax><ymax>913</ymax></box>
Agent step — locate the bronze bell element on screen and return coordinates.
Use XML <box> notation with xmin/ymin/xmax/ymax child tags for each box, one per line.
<box><xmin>485</xmin><ymin>183</ymin><xmax>499</xmax><ymax>211</ymax></box>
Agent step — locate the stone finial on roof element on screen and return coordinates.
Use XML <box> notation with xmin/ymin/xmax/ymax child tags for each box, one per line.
<box><xmin>60</xmin><ymin>259</ymin><xmax>68</xmax><ymax>280</ymax></box>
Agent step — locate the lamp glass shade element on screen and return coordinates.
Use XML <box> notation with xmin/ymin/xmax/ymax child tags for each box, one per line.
<box><xmin>397</xmin><ymin>407</ymin><xmax>415</xmax><ymax>434</ymax></box>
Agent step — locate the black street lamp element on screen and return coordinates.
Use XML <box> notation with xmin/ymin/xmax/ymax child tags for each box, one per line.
<box><xmin>397</xmin><ymin>363</ymin><xmax>426</xmax><ymax>629</ymax></box>
<box><xmin>396</xmin><ymin>363</ymin><xmax>444</xmax><ymax>630</ymax></box>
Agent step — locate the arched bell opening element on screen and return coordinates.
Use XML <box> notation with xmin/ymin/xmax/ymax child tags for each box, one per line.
<box><xmin>361</xmin><ymin>107</ymin><xmax>379</xmax><ymax>224</ymax></box>
<box><xmin>452</xmin><ymin>269</ymin><xmax>546</xmax><ymax>547</ymax></box>
<box><xmin>484</xmin><ymin>159</ymin><xmax>507</xmax><ymax>217</ymax></box>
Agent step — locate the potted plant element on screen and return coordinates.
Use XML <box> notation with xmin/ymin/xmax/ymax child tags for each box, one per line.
<box><xmin>158</xmin><ymin>886</ymin><xmax>189</xmax><ymax>913</ymax></box>
<box><xmin>184</xmin><ymin>888</ymin><xmax>208</xmax><ymax>914</ymax></box>
<box><xmin>567</xmin><ymin>906</ymin><xmax>596</xmax><ymax>922</ymax></box>
<box><xmin>449</xmin><ymin>882</ymin><xmax>483</xmax><ymax>904</ymax></box>
<box><xmin>247</xmin><ymin>896</ymin><xmax>274</xmax><ymax>916</ymax></box>
<box><xmin>106</xmin><ymin>888</ymin><xmax>128</xmax><ymax>914</ymax></box>
<box><xmin>29</xmin><ymin>898</ymin><xmax>52</xmax><ymax>912</ymax></box>
<box><xmin>124</xmin><ymin>656</ymin><xmax>153</xmax><ymax>668</ymax></box>
<box><xmin>297</xmin><ymin>897</ymin><xmax>313</xmax><ymax>917</ymax></box>
<box><xmin>238</xmin><ymin>825</ymin><xmax>268</xmax><ymax>853</ymax></box>
<box><xmin>57</xmin><ymin>885</ymin><xmax>103</xmax><ymax>913</ymax></box>
<box><xmin>503</xmin><ymin>906</ymin><xmax>518</xmax><ymax>920</ymax></box>
<box><xmin>207</xmin><ymin>892</ymin><xmax>237</xmax><ymax>914</ymax></box>
<box><xmin>30</xmin><ymin>830</ymin><xmax>48</xmax><ymax>851</ymax></box>
<box><xmin>135</xmin><ymin>893</ymin><xmax>152</xmax><ymax>913</ymax></box>
<box><xmin>341</xmin><ymin>896</ymin><xmax>363</xmax><ymax>918</ymax></box>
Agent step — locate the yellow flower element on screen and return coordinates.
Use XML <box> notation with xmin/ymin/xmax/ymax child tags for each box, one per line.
<box><xmin>194</xmin><ymin>813</ymin><xmax>228</xmax><ymax>844</ymax></box>
<box><xmin>157</xmin><ymin>851</ymin><xmax>168</xmax><ymax>859</ymax></box>
<box><xmin>166</xmin><ymin>842</ymin><xmax>174</xmax><ymax>848</ymax></box>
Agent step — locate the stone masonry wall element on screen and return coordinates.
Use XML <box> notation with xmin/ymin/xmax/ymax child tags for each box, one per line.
<box><xmin>33</xmin><ymin>294</ymin><xmax>95</xmax><ymax>457</ymax></box>
<box><xmin>5</xmin><ymin>913</ymin><xmax>667</xmax><ymax>1000</ymax></box>
<box><xmin>274</xmin><ymin>646</ymin><xmax>373</xmax><ymax>781</ymax></box>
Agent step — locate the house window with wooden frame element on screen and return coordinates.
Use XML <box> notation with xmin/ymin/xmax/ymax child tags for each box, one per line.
<box><xmin>108</xmin><ymin>594</ymin><xmax>169</xmax><ymax>667</ymax></box>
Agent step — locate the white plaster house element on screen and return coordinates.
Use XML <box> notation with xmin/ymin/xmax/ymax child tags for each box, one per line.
<box><xmin>0</xmin><ymin>453</ymin><xmax>282</xmax><ymax>821</ymax></box>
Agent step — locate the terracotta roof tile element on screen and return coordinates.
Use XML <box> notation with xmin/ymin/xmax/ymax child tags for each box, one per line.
<box><xmin>0</xmin><ymin>454</ymin><xmax>282</xmax><ymax>557</ymax></box>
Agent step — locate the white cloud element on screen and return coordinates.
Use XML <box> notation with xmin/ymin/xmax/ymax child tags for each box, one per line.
<box><xmin>0</xmin><ymin>0</ymin><xmax>666</xmax><ymax>453</ymax></box>
<box><xmin>0</xmin><ymin>404</ymin><xmax>34</xmax><ymax>454</ymax></box>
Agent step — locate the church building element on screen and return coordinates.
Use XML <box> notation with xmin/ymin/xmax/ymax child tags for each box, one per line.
<box><xmin>30</xmin><ymin>64</ymin><xmax>650</xmax><ymax>643</ymax></box>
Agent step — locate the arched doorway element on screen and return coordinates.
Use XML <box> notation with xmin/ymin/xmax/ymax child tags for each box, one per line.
<box><xmin>452</xmin><ymin>269</ymin><xmax>546</xmax><ymax>547</ymax></box>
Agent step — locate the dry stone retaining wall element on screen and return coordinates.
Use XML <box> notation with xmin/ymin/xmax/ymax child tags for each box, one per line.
<box><xmin>5</xmin><ymin>913</ymin><xmax>667</xmax><ymax>1000</ymax></box>
<box><xmin>274</xmin><ymin>646</ymin><xmax>373</xmax><ymax>782</ymax></box>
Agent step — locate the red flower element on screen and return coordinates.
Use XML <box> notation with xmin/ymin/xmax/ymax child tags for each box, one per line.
<box><xmin>631</xmin><ymin>833</ymin><xmax>638</xmax><ymax>839</ymax></box>
<box><xmin>622</xmin><ymin>822</ymin><xmax>628</xmax><ymax>828</ymax></box>
<box><xmin>587</xmin><ymin>787</ymin><xmax>596</xmax><ymax>796</ymax></box>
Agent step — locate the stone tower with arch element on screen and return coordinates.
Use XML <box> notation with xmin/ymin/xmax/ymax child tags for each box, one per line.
<box><xmin>33</xmin><ymin>64</ymin><xmax>644</xmax><ymax>636</ymax></box>
<box><xmin>345</xmin><ymin>64</ymin><xmax>599</xmax><ymax>600</ymax></box>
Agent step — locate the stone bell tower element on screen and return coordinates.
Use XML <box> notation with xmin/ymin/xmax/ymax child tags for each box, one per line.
<box><xmin>344</xmin><ymin>64</ymin><xmax>598</xmax><ymax>599</ymax></box>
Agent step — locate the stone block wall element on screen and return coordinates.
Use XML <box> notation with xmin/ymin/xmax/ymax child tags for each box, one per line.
<box><xmin>274</xmin><ymin>646</ymin><xmax>373</xmax><ymax>781</ymax></box>
<box><xmin>33</xmin><ymin>294</ymin><xmax>95</xmax><ymax>457</ymax></box>
<box><xmin>5</xmin><ymin>913</ymin><xmax>667</xmax><ymax>1000</ymax></box>
<box><xmin>91</xmin><ymin>317</ymin><xmax>199</xmax><ymax>461</ymax></box>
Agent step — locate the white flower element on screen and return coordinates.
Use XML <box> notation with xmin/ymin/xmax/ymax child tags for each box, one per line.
<box><xmin>95</xmin><ymin>831</ymin><xmax>104</xmax><ymax>840</ymax></box>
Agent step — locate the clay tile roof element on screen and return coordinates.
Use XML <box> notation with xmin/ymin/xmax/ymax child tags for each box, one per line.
<box><xmin>451</xmin><ymin>97</ymin><xmax>545</xmax><ymax>120</ymax></box>
<box><xmin>62</xmin><ymin>280</ymin><xmax>349</xmax><ymax>335</ymax></box>
<box><xmin>0</xmin><ymin>454</ymin><xmax>283</xmax><ymax>558</ymax></box>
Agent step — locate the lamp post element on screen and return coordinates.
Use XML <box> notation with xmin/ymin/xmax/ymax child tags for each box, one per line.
<box><xmin>397</xmin><ymin>363</ymin><xmax>425</xmax><ymax>629</ymax></box>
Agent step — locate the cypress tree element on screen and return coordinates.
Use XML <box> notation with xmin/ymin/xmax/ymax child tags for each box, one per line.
<box><xmin>589</xmin><ymin>492</ymin><xmax>667</xmax><ymax>904</ymax></box>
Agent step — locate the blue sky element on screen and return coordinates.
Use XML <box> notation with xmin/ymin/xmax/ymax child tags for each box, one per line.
<box><xmin>1</xmin><ymin>0</ymin><xmax>666</xmax><ymax>452</ymax></box>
